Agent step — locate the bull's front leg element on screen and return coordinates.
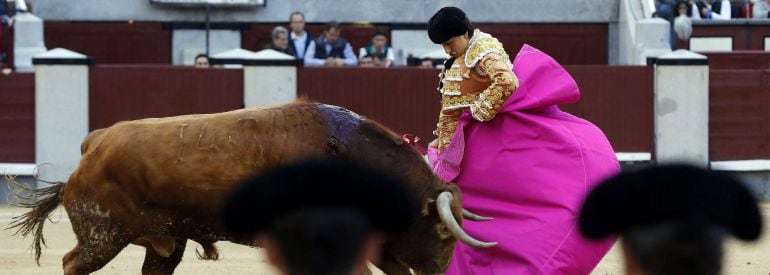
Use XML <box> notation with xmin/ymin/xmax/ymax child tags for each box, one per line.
<box><xmin>375</xmin><ymin>253</ymin><xmax>412</xmax><ymax>275</ymax></box>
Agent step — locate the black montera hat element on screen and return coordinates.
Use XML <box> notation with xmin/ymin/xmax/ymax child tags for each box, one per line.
<box><xmin>428</xmin><ymin>7</ymin><xmax>473</xmax><ymax>44</ymax></box>
<box><xmin>221</xmin><ymin>157</ymin><xmax>417</xmax><ymax>235</ymax></box>
<box><xmin>578</xmin><ymin>164</ymin><xmax>762</xmax><ymax>240</ymax></box>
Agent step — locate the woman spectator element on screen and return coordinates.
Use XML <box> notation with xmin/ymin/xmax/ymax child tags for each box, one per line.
<box><xmin>709</xmin><ymin>0</ymin><xmax>733</xmax><ymax>19</ymax></box>
<box><xmin>674</xmin><ymin>1</ymin><xmax>694</xmax><ymax>41</ymax></box>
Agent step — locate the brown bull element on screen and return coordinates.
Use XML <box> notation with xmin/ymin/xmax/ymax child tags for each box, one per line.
<box><xmin>9</xmin><ymin>102</ymin><xmax>495</xmax><ymax>275</ymax></box>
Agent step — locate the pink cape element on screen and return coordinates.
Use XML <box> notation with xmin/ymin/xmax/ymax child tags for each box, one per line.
<box><xmin>428</xmin><ymin>45</ymin><xmax>619</xmax><ymax>274</ymax></box>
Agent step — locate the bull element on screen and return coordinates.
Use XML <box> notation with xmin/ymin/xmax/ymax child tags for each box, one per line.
<box><xmin>9</xmin><ymin>102</ymin><xmax>495</xmax><ymax>275</ymax></box>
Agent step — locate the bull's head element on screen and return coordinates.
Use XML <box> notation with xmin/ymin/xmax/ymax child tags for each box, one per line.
<box><xmin>384</xmin><ymin>184</ymin><xmax>496</xmax><ymax>274</ymax></box>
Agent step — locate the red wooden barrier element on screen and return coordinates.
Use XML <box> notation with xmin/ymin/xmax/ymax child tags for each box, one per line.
<box><xmin>2</xmin><ymin>24</ymin><xmax>13</xmax><ymax>69</ymax></box>
<box><xmin>242</xmin><ymin>24</ymin><xmax>391</xmax><ymax>56</ymax></box>
<box><xmin>89</xmin><ymin>65</ymin><xmax>243</xmax><ymax>130</ymax></box>
<box><xmin>476</xmin><ymin>24</ymin><xmax>609</xmax><ymax>65</ymax></box>
<box><xmin>244</xmin><ymin>23</ymin><xmax>609</xmax><ymax>65</ymax></box>
<box><xmin>709</xmin><ymin>69</ymin><xmax>770</xmax><ymax>160</ymax></box>
<box><xmin>0</xmin><ymin>73</ymin><xmax>35</xmax><ymax>162</ymax></box>
<box><xmin>45</xmin><ymin>22</ymin><xmax>171</xmax><ymax>64</ymax></box>
<box><xmin>298</xmin><ymin>67</ymin><xmax>441</xmax><ymax>146</ymax></box>
<box><xmin>681</xmin><ymin>21</ymin><xmax>770</xmax><ymax>51</ymax></box>
<box><xmin>299</xmin><ymin>66</ymin><xmax>653</xmax><ymax>153</ymax></box>
<box><xmin>563</xmin><ymin>66</ymin><xmax>654</xmax><ymax>153</ymax></box>
<box><xmin>32</xmin><ymin>22</ymin><xmax>608</xmax><ymax>66</ymax></box>
<box><xmin>701</xmin><ymin>51</ymin><xmax>770</xmax><ymax>70</ymax></box>
<box><xmin>23</xmin><ymin>65</ymin><xmax>767</xmax><ymax>163</ymax></box>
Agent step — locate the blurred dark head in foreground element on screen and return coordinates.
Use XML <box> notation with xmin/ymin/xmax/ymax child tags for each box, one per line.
<box><xmin>222</xmin><ymin>157</ymin><xmax>417</xmax><ymax>275</ymax></box>
<box><xmin>579</xmin><ymin>164</ymin><xmax>762</xmax><ymax>275</ymax></box>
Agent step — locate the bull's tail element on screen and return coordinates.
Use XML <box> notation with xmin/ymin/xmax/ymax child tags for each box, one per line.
<box><xmin>5</xmin><ymin>175</ymin><xmax>66</xmax><ymax>265</ymax></box>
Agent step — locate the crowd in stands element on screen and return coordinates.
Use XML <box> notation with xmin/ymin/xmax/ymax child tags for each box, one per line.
<box><xmin>192</xmin><ymin>11</ymin><xmax>433</xmax><ymax>69</ymax></box>
<box><xmin>287</xmin><ymin>11</ymin><xmax>400</xmax><ymax>69</ymax></box>
<box><xmin>656</xmin><ymin>0</ymin><xmax>770</xmax><ymax>20</ymax></box>
<box><xmin>655</xmin><ymin>0</ymin><xmax>770</xmax><ymax>48</ymax></box>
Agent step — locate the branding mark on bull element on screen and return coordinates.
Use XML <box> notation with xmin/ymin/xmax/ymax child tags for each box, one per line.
<box><xmin>176</xmin><ymin>124</ymin><xmax>189</xmax><ymax>163</ymax></box>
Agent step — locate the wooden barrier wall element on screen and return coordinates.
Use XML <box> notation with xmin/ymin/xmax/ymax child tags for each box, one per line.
<box><xmin>475</xmin><ymin>24</ymin><xmax>608</xmax><ymax>65</ymax></box>
<box><xmin>680</xmin><ymin>21</ymin><xmax>770</xmax><ymax>51</ymax></box>
<box><xmin>245</xmin><ymin>23</ymin><xmax>609</xmax><ymax>65</ymax></box>
<box><xmin>2</xmin><ymin>24</ymin><xmax>14</xmax><ymax>69</ymax></box>
<box><xmin>33</xmin><ymin>22</ymin><xmax>606</xmax><ymax>65</ymax></box>
<box><xmin>298</xmin><ymin>66</ymin><xmax>653</xmax><ymax>153</ymax></box>
<box><xmin>8</xmin><ymin>66</ymin><xmax>769</xmax><ymax>163</ymax></box>
<box><xmin>298</xmin><ymin>67</ymin><xmax>441</xmax><ymax>147</ymax></box>
<box><xmin>242</xmin><ymin>24</ymin><xmax>391</xmax><ymax>56</ymax></box>
<box><xmin>45</xmin><ymin>22</ymin><xmax>171</xmax><ymax>64</ymax></box>
<box><xmin>709</xmin><ymin>69</ymin><xmax>770</xmax><ymax>161</ymax></box>
<box><xmin>89</xmin><ymin>65</ymin><xmax>243</xmax><ymax>130</ymax></box>
<box><xmin>562</xmin><ymin>66</ymin><xmax>654</xmax><ymax>153</ymax></box>
<box><xmin>701</xmin><ymin>51</ymin><xmax>770</xmax><ymax>70</ymax></box>
<box><xmin>0</xmin><ymin>73</ymin><xmax>35</xmax><ymax>162</ymax></box>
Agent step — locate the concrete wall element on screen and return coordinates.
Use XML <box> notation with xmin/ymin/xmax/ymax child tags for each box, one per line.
<box><xmin>32</xmin><ymin>0</ymin><xmax>618</xmax><ymax>23</ymax></box>
<box><xmin>654</xmin><ymin>51</ymin><xmax>709</xmax><ymax>167</ymax></box>
<box><xmin>0</xmin><ymin>176</ymin><xmax>36</xmax><ymax>204</ymax></box>
<box><xmin>618</xmin><ymin>0</ymin><xmax>671</xmax><ymax>65</ymax></box>
<box><xmin>618</xmin><ymin>0</ymin><xmax>636</xmax><ymax>65</ymax></box>
<box><xmin>34</xmin><ymin>63</ymin><xmax>90</xmax><ymax>183</ymax></box>
<box><xmin>173</xmin><ymin>30</ymin><xmax>241</xmax><ymax>65</ymax></box>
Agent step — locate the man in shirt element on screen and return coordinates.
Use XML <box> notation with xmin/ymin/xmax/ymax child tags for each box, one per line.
<box><xmin>304</xmin><ymin>22</ymin><xmax>358</xmax><ymax>67</ymax></box>
<box><xmin>287</xmin><ymin>11</ymin><xmax>313</xmax><ymax>59</ymax></box>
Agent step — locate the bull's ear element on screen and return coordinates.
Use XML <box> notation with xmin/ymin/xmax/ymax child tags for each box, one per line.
<box><xmin>421</xmin><ymin>198</ymin><xmax>436</xmax><ymax>216</ymax></box>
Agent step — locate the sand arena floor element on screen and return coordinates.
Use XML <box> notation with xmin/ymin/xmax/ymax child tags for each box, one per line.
<box><xmin>1</xmin><ymin>205</ymin><xmax>769</xmax><ymax>274</ymax></box>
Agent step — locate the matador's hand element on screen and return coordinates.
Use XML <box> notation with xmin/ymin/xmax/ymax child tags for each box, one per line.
<box><xmin>429</xmin><ymin>138</ymin><xmax>439</xmax><ymax>149</ymax></box>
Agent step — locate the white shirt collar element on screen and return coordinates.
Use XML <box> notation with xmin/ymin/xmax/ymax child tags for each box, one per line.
<box><xmin>290</xmin><ymin>31</ymin><xmax>307</xmax><ymax>40</ymax></box>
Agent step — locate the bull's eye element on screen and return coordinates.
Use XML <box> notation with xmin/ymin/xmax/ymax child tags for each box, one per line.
<box><xmin>435</xmin><ymin>223</ymin><xmax>452</xmax><ymax>239</ymax></box>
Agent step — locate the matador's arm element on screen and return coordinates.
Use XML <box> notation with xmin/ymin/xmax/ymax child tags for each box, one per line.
<box><xmin>469</xmin><ymin>54</ymin><xmax>519</xmax><ymax>121</ymax></box>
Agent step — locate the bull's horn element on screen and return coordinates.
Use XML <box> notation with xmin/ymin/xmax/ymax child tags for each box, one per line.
<box><xmin>437</xmin><ymin>192</ymin><xmax>497</xmax><ymax>248</ymax></box>
<box><xmin>463</xmin><ymin>209</ymin><xmax>493</xmax><ymax>221</ymax></box>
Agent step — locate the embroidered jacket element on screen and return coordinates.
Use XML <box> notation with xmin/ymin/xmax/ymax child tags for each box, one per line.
<box><xmin>434</xmin><ymin>29</ymin><xmax>519</xmax><ymax>151</ymax></box>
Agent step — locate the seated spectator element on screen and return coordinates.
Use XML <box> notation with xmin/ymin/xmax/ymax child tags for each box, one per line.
<box><xmin>674</xmin><ymin>1</ymin><xmax>693</xmax><ymax>40</ymax></box>
<box><xmin>358</xmin><ymin>29</ymin><xmax>395</xmax><ymax>68</ymax></box>
<box><xmin>656</xmin><ymin>0</ymin><xmax>675</xmax><ymax>20</ymax></box>
<box><xmin>304</xmin><ymin>22</ymin><xmax>358</xmax><ymax>67</ymax></box>
<box><xmin>359</xmin><ymin>56</ymin><xmax>375</xmax><ymax>68</ymax></box>
<box><xmin>194</xmin><ymin>54</ymin><xmax>210</xmax><ymax>68</ymax></box>
<box><xmin>288</xmin><ymin>11</ymin><xmax>314</xmax><ymax>59</ymax></box>
<box><xmin>418</xmin><ymin>57</ymin><xmax>435</xmax><ymax>68</ymax></box>
<box><xmin>264</xmin><ymin>26</ymin><xmax>296</xmax><ymax>57</ymax></box>
<box><xmin>693</xmin><ymin>0</ymin><xmax>711</xmax><ymax>18</ymax></box>
<box><xmin>753</xmin><ymin>0</ymin><xmax>770</xmax><ymax>18</ymax></box>
<box><xmin>221</xmin><ymin>157</ymin><xmax>417</xmax><ymax>275</ymax></box>
<box><xmin>709</xmin><ymin>0</ymin><xmax>733</xmax><ymax>19</ymax></box>
<box><xmin>579</xmin><ymin>164</ymin><xmax>762</xmax><ymax>275</ymax></box>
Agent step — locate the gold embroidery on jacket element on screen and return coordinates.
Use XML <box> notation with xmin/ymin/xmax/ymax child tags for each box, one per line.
<box><xmin>433</xmin><ymin>30</ymin><xmax>519</xmax><ymax>152</ymax></box>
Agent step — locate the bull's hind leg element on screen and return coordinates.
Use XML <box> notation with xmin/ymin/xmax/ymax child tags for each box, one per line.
<box><xmin>141</xmin><ymin>238</ymin><xmax>188</xmax><ymax>275</ymax></box>
<box><xmin>62</xmin><ymin>237</ymin><xmax>132</xmax><ymax>275</ymax></box>
<box><xmin>63</xmin><ymin>199</ymin><xmax>134</xmax><ymax>275</ymax></box>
